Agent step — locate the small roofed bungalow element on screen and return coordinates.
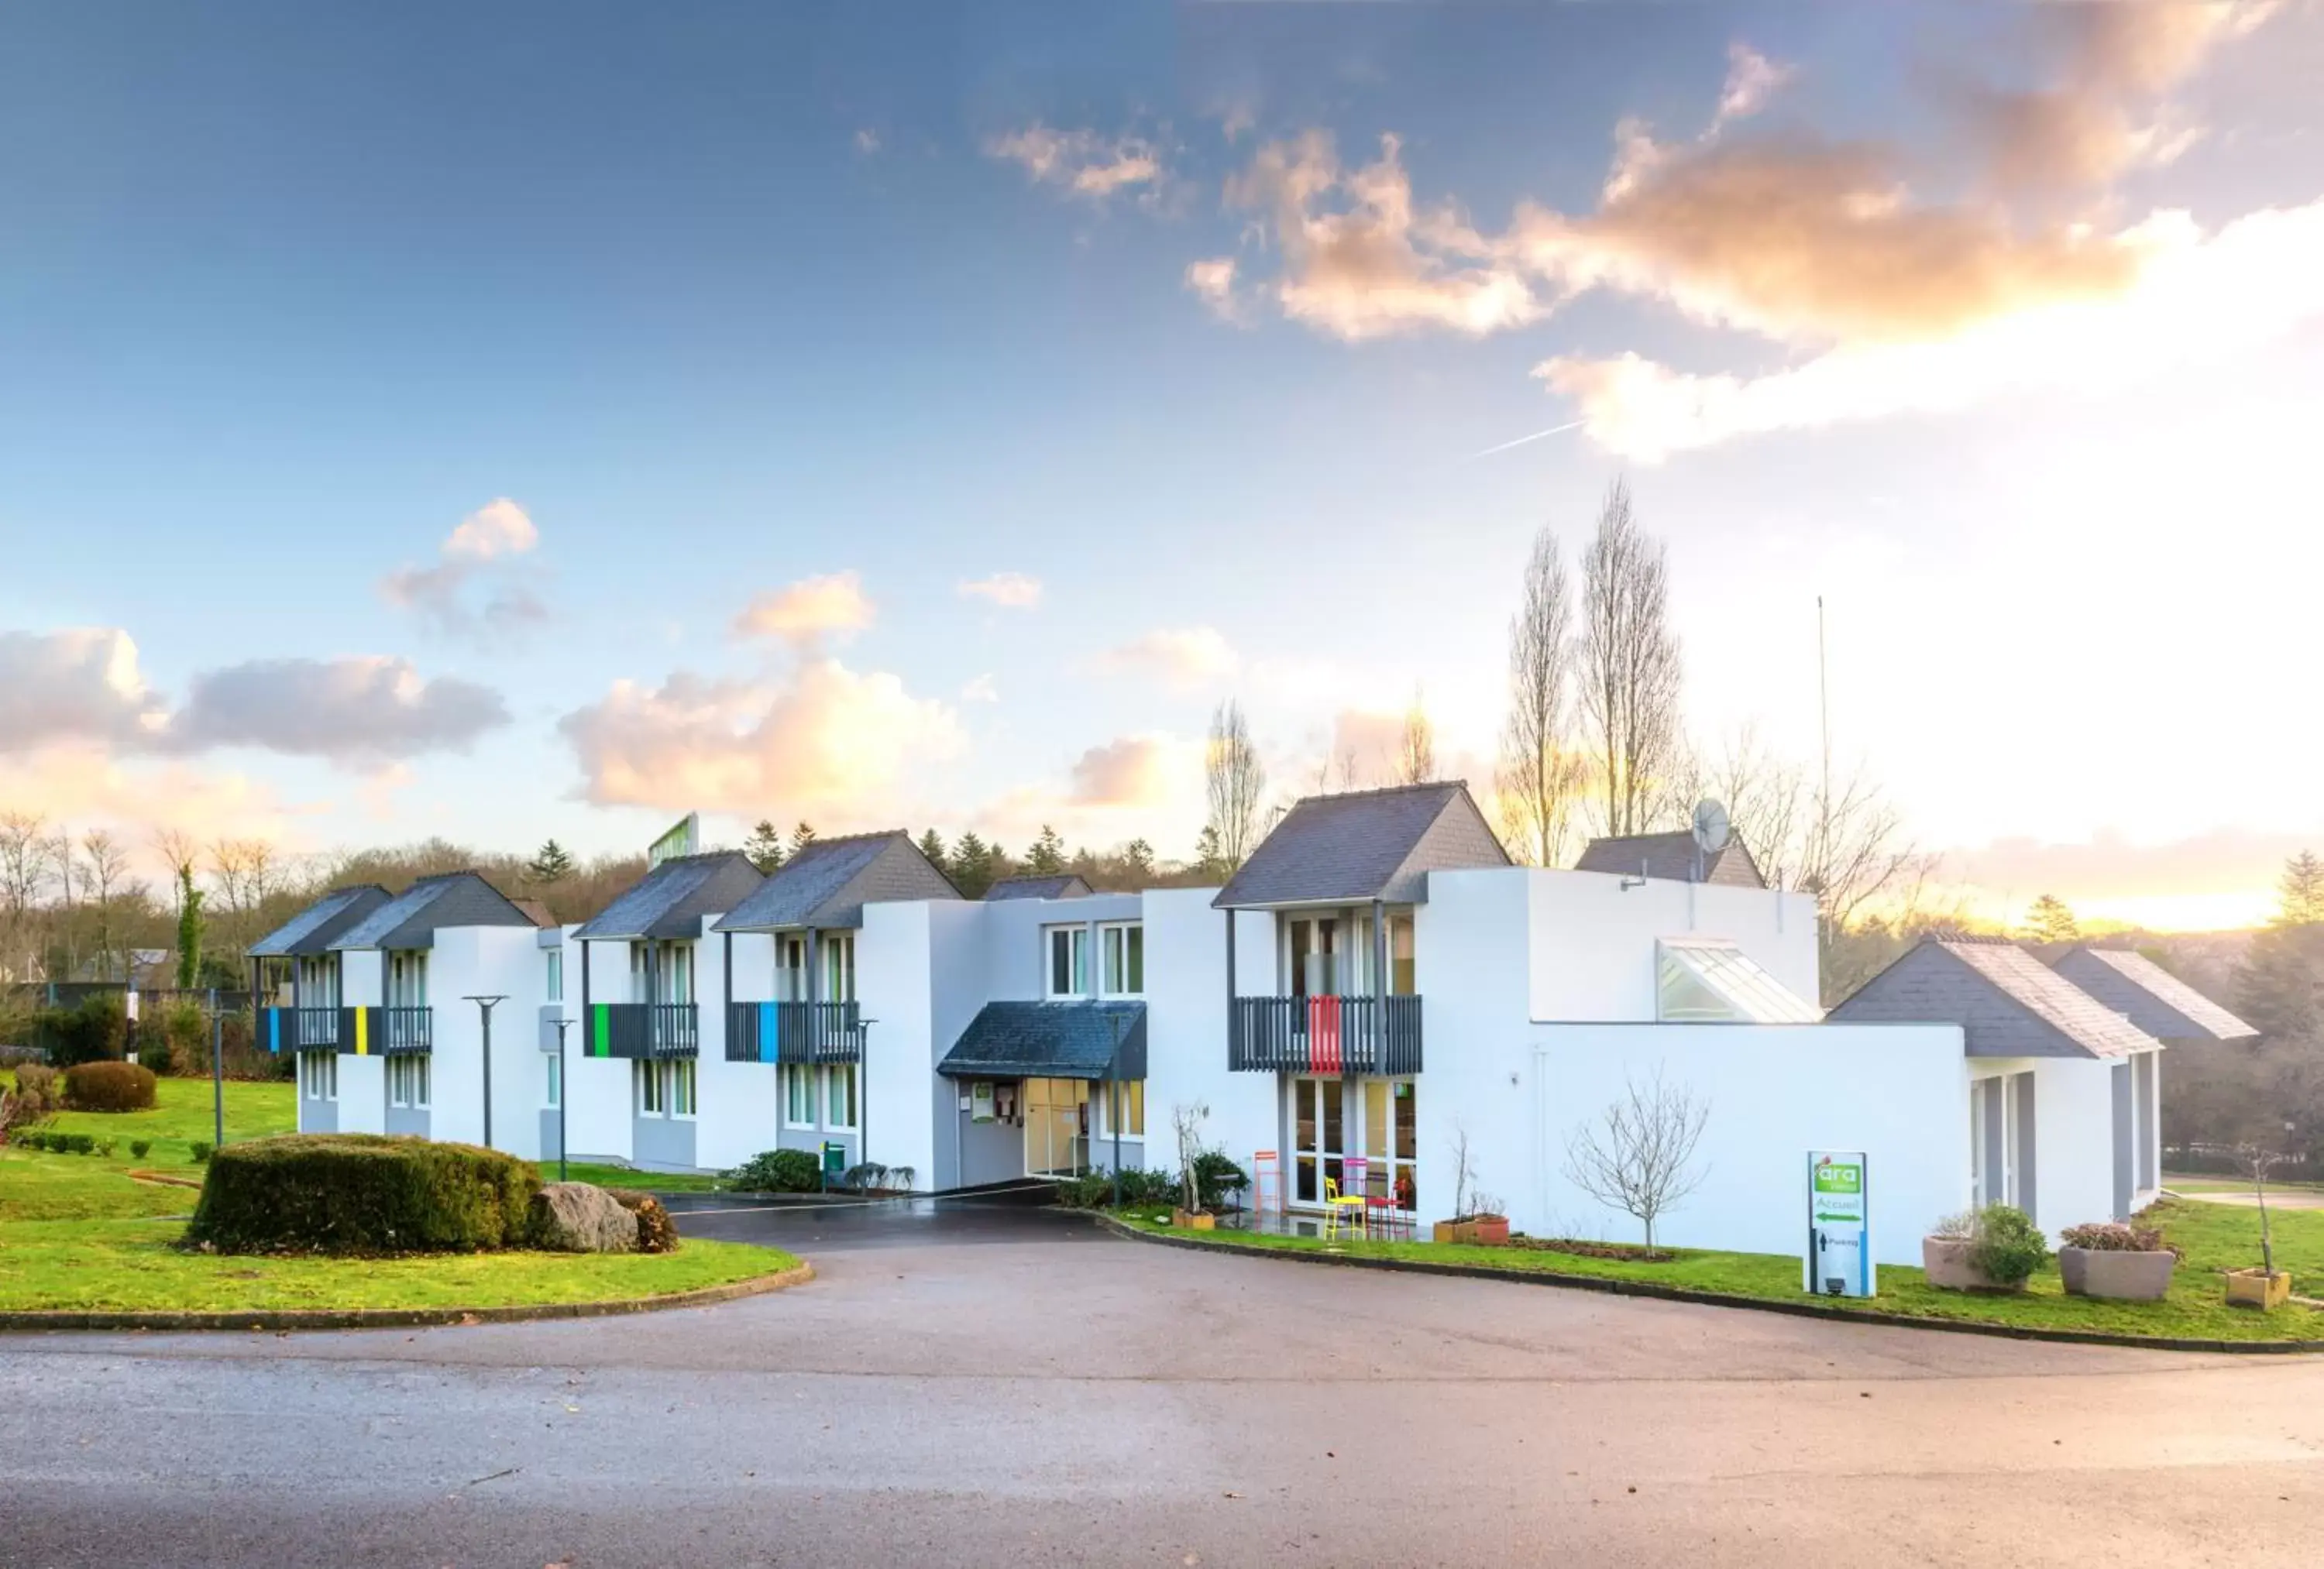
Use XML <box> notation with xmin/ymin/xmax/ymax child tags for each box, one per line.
<box><xmin>256</xmin><ymin>872</ymin><xmax>545</xmax><ymax>1144</ymax></box>
<box><xmin>983</xmin><ymin>874</ymin><xmax>1093</xmax><ymax>901</ymax></box>
<box><xmin>1826</xmin><ymin>936</ymin><xmax>2257</xmax><ymax>1233</ymax></box>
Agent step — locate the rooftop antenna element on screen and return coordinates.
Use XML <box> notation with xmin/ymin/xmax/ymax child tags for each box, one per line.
<box><xmin>1691</xmin><ymin>798</ymin><xmax>1731</xmax><ymax>884</ymax></box>
<box><xmin>1817</xmin><ymin>596</ymin><xmax>1831</xmax><ymax>818</ymax></box>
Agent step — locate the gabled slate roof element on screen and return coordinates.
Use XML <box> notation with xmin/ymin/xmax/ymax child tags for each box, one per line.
<box><xmin>2051</xmin><ymin>947</ymin><xmax>2257</xmax><ymax>1042</ymax></box>
<box><xmin>249</xmin><ymin>884</ymin><xmax>392</xmax><ymax>958</ymax></box>
<box><xmin>1214</xmin><ymin>781</ymin><xmax>1510</xmax><ymax>909</ymax></box>
<box><xmin>713</xmin><ymin>831</ymin><xmax>958</xmax><ymax>932</ymax></box>
<box><xmin>985</xmin><ymin>874</ymin><xmax>1092</xmax><ymax>901</ymax></box>
<box><xmin>936</xmin><ymin>1001</ymin><xmax>1147</xmax><ymax>1081</ymax></box>
<box><xmin>1575</xmin><ymin>831</ymin><xmax>1767</xmax><ymax>889</ymax></box>
<box><xmin>328</xmin><ymin>871</ymin><xmax>536</xmax><ymax>952</ymax></box>
<box><xmin>1827</xmin><ymin>936</ymin><xmax>2159</xmax><ymax>1059</ymax></box>
<box><xmin>572</xmin><ymin>851</ymin><xmax>765</xmax><ymax>942</ymax></box>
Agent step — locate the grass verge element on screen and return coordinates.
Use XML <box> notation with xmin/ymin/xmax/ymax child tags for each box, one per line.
<box><xmin>1108</xmin><ymin>1198</ymin><xmax>2324</xmax><ymax>1345</ymax></box>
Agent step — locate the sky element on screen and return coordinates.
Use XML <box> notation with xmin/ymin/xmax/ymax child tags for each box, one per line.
<box><xmin>2</xmin><ymin>1</ymin><xmax>2321</xmax><ymax>931</ymax></box>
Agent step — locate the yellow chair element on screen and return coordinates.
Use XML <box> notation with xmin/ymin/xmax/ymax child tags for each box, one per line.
<box><xmin>1322</xmin><ymin>1173</ymin><xmax>1370</xmax><ymax>1241</ymax></box>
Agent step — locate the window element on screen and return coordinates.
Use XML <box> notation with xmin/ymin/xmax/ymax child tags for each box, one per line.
<box><xmin>823</xmin><ymin>933</ymin><xmax>856</xmax><ymax>1003</ymax></box>
<box><xmin>544</xmin><ymin>1051</ymin><xmax>562</xmax><ymax>1109</ymax></box>
<box><xmin>783</xmin><ymin>1062</ymin><xmax>817</xmax><ymax>1128</ymax></box>
<box><xmin>1655</xmin><ymin>940</ymin><xmax>1820</xmax><ymax>1024</ymax></box>
<box><xmin>545</xmin><ymin>948</ymin><xmax>563</xmax><ymax>1004</ymax></box>
<box><xmin>669</xmin><ymin>1059</ymin><xmax>697</xmax><ymax>1119</ymax></box>
<box><xmin>824</xmin><ymin>1063</ymin><xmax>858</xmax><ymax>1131</ymax></box>
<box><xmin>638</xmin><ymin>1059</ymin><xmax>666</xmax><ymax>1117</ymax></box>
<box><xmin>387</xmin><ymin>950</ymin><xmax>428</xmax><ymax>1008</ymax></box>
<box><xmin>775</xmin><ymin>936</ymin><xmax>808</xmax><ymax>1001</ymax></box>
<box><xmin>388</xmin><ymin>1054</ymin><xmax>430</xmax><ymax>1110</ymax></box>
<box><xmin>633</xmin><ymin>941</ymin><xmax>694</xmax><ymax>1004</ymax></box>
<box><xmin>1047</xmin><ymin>925</ymin><xmax>1090</xmax><ymax>997</ymax></box>
<box><xmin>302</xmin><ymin>1051</ymin><xmax>338</xmax><ymax>1101</ymax></box>
<box><xmin>1095</xmin><ymin>1079</ymin><xmax>1145</xmax><ymax>1138</ymax></box>
<box><xmin>1287</xmin><ymin>917</ymin><xmax>1339</xmax><ymax>996</ymax></box>
<box><xmin>1102</xmin><ymin>923</ymin><xmax>1144</xmax><ymax>996</ymax></box>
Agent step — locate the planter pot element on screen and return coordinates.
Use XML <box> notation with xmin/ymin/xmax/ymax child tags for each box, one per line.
<box><xmin>2058</xmin><ymin>1246</ymin><xmax>2176</xmax><ymax>1302</ymax></box>
<box><xmin>1432</xmin><ymin>1217</ymin><xmax>1513</xmax><ymax>1246</ymax></box>
<box><xmin>1171</xmin><ymin>1208</ymin><xmax>1216</xmax><ymax>1231</ymax></box>
<box><xmin>1922</xmin><ymin>1237</ymin><xmax>2006</xmax><ymax>1293</ymax></box>
<box><xmin>2226</xmin><ymin>1267</ymin><xmax>2293</xmax><ymax>1310</ymax></box>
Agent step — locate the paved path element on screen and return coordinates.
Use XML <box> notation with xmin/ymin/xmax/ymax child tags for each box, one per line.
<box><xmin>3</xmin><ymin>1199</ymin><xmax>2322</xmax><ymax>1567</ymax></box>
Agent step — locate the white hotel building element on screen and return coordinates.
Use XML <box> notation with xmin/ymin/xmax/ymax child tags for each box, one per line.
<box><xmin>251</xmin><ymin>782</ymin><xmax>2252</xmax><ymax>1260</ymax></box>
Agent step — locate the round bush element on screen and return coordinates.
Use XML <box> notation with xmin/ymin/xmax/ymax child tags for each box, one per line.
<box><xmin>727</xmin><ymin>1147</ymin><xmax>823</xmax><ymax>1193</ymax></box>
<box><xmin>63</xmin><ymin>1060</ymin><xmax>158</xmax><ymax>1113</ymax></box>
<box><xmin>184</xmin><ymin>1135</ymin><xmax>542</xmax><ymax>1255</ymax></box>
<box><xmin>1968</xmin><ymin>1203</ymin><xmax>2050</xmax><ymax>1288</ymax></box>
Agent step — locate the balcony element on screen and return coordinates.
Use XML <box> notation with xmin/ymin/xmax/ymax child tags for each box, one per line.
<box><xmin>261</xmin><ymin>1005</ymin><xmax>343</xmax><ymax>1053</ymax></box>
<box><xmin>1229</xmin><ymin>994</ymin><xmax>1423</xmax><ymax>1076</ymax></box>
<box><xmin>260</xmin><ymin>1004</ymin><xmax>433</xmax><ymax>1055</ymax></box>
<box><xmin>583</xmin><ymin>1001</ymin><xmax>699</xmax><ymax>1059</ymax></box>
<box><xmin>726</xmin><ymin>1001</ymin><xmax>865</xmax><ymax>1065</ymax></box>
<box><xmin>373</xmin><ymin>1006</ymin><xmax>432</xmax><ymax>1054</ymax></box>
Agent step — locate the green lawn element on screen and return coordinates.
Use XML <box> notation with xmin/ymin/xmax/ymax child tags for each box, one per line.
<box><xmin>1114</xmin><ymin>1198</ymin><xmax>2324</xmax><ymax>1344</ymax></box>
<box><xmin>2</xmin><ymin>1073</ymin><xmax>796</xmax><ymax>1316</ymax></box>
<box><xmin>548</xmin><ymin>1160</ymin><xmax>728</xmax><ymax>1193</ymax></box>
<box><xmin>2164</xmin><ymin>1173</ymin><xmax>2324</xmax><ymax>1196</ymax></box>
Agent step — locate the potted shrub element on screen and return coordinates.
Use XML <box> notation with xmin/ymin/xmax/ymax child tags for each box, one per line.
<box><xmin>1171</xmin><ymin>1100</ymin><xmax>1217</xmax><ymax>1229</ymax></box>
<box><xmin>2058</xmin><ymin>1222</ymin><xmax>2178</xmax><ymax>1301</ymax></box>
<box><xmin>2226</xmin><ymin>1144</ymin><xmax>2295</xmax><ymax>1310</ymax></box>
<box><xmin>1428</xmin><ymin>1126</ymin><xmax>1509</xmax><ymax>1244</ymax></box>
<box><xmin>1924</xmin><ymin>1205</ymin><xmax>2046</xmax><ymax>1293</ymax></box>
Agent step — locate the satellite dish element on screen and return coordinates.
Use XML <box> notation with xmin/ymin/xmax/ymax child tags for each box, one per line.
<box><xmin>1692</xmin><ymin>798</ymin><xmax>1731</xmax><ymax>857</ymax></box>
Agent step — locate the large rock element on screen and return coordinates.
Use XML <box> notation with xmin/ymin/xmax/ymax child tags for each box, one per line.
<box><xmin>527</xmin><ymin>1182</ymin><xmax>638</xmax><ymax>1253</ymax></box>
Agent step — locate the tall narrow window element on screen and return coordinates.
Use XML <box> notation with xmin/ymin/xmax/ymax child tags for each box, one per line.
<box><xmin>544</xmin><ymin>1051</ymin><xmax>562</xmax><ymax>1109</ymax></box>
<box><xmin>777</xmin><ymin>936</ymin><xmax>807</xmax><ymax>1002</ymax></box>
<box><xmin>784</xmin><ymin>1063</ymin><xmax>816</xmax><ymax>1127</ymax></box>
<box><xmin>670</xmin><ymin>1059</ymin><xmax>697</xmax><ymax>1118</ymax></box>
<box><xmin>826</xmin><ymin>1063</ymin><xmax>858</xmax><ymax>1131</ymax></box>
<box><xmin>823</xmin><ymin>934</ymin><xmax>856</xmax><ymax>1003</ymax></box>
<box><xmin>638</xmin><ymin>1059</ymin><xmax>665</xmax><ymax>1117</ymax></box>
<box><xmin>1047</xmin><ymin>927</ymin><xmax>1089</xmax><ymax>997</ymax></box>
<box><xmin>545</xmin><ymin>948</ymin><xmax>563</xmax><ymax>1004</ymax></box>
<box><xmin>1102</xmin><ymin>924</ymin><xmax>1144</xmax><ymax>996</ymax></box>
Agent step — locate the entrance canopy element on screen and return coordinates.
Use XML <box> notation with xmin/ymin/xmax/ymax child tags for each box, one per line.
<box><xmin>938</xmin><ymin>1001</ymin><xmax>1147</xmax><ymax>1081</ymax></box>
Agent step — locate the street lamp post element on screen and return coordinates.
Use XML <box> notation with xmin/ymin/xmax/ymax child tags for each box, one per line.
<box><xmin>549</xmin><ymin>1015</ymin><xmax>574</xmax><ymax>1183</ymax></box>
<box><xmin>464</xmin><ymin>995</ymin><xmax>507</xmax><ymax>1149</ymax></box>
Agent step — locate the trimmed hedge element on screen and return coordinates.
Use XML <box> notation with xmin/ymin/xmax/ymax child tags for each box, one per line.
<box><xmin>63</xmin><ymin>1061</ymin><xmax>157</xmax><ymax>1112</ymax></box>
<box><xmin>184</xmin><ymin>1135</ymin><xmax>542</xmax><ymax>1255</ymax></box>
<box><xmin>727</xmin><ymin>1148</ymin><xmax>822</xmax><ymax>1193</ymax></box>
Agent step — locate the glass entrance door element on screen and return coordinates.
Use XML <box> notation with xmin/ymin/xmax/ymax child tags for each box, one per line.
<box><xmin>1023</xmin><ymin>1077</ymin><xmax>1089</xmax><ymax>1176</ymax></box>
<box><xmin>1291</xmin><ymin>1076</ymin><xmax>1346</xmax><ymax>1203</ymax></box>
<box><xmin>1362</xmin><ymin>1079</ymin><xmax>1418</xmax><ymax>1212</ymax></box>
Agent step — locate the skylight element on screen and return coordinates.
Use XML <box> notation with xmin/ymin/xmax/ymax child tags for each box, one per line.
<box><xmin>1656</xmin><ymin>939</ymin><xmax>1822</xmax><ymax>1025</ymax></box>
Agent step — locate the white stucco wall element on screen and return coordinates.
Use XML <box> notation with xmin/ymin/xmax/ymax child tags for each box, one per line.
<box><xmin>2032</xmin><ymin>1055</ymin><xmax>2120</xmax><ymax>1232</ymax></box>
<box><xmin>336</xmin><ymin>1055</ymin><xmax>386</xmax><ymax>1135</ymax></box>
<box><xmin>1145</xmin><ymin>887</ymin><xmax>1275</xmax><ymax>1183</ymax></box>
<box><xmin>1532</xmin><ymin>1022</ymin><xmax>1970</xmax><ymax>1264</ymax></box>
<box><xmin>1512</xmin><ymin>867</ymin><xmax>1819</xmax><ymax>1022</ymax></box>
<box><xmin>417</xmin><ymin>925</ymin><xmax>545</xmax><ymax>1155</ymax></box>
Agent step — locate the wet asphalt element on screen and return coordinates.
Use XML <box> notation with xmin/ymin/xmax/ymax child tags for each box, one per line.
<box><xmin>4</xmin><ymin>1194</ymin><xmax>2322</xmax><ymax>1567</ymax></box>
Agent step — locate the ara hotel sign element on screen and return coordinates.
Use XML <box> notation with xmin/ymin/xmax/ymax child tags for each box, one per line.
<box><xmin>1806</xmin><ymin>1151</ymin><xmax>1873</xmax><ymax>1298</ymax></box>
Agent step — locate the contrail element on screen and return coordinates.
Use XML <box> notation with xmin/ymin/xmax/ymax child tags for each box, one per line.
<box><xmin>1469</xmin><ymin>419</ymin><xmax>1583</xmax><ymax>459</ymax></box>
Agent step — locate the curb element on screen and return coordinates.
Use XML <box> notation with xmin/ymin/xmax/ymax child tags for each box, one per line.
<box><xmin>0</xmin><ymin>1262</ymin><xmax>813</xmax><ymax>1336</ymax></box>
<box><xmin>1092</xmin><ymin>1216</ymin><xmax>2324</xmax><ymax>1356</ymax></box>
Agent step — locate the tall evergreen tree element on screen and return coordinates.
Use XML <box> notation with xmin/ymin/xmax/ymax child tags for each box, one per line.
<box><xmin>915</xmin><ymin>828</ymin><xmax>951</xmax><ymax>878</ymax></box>
<box><xmin>744</xmin><ymin>819</ymin><xmax>787</xmax><ymax>874</ymax></box>
<box><xmin>2278</xmin><ymin>850</ymin><xmax>2324</xmax><ymax>926</ymax></box>
<box><xmin>2021</xmin><ymin>893</ymin><xmax>2080</xmax><ymax>945</ymax></box>
<box><xmin>1026</xmin><ymin>825</ymin><xmax>1066</xmax><ymax>875</ymax></box>
<box><xmin>1122</xmin><ymin>838</ymin><xmax>1156</xmax><ymax>884</ymax></box>
<box><xmin>951</xmin><ymin>831</ymin><xmax>995</xmax><ymax>898</ymax></box>
<box><xmin>174</xmin><ymin>868</ymin><xmax>205</xmax><ymax>991</ymax></box>
<box><xmin>790</xmin><ymin>822</ymin><xmax>817</xmax><ymax>857</ymax></box>
<box><xmin>525</xmin><ymin>839</ymin><xmax>576</xmax><ymax>884</ymax></box>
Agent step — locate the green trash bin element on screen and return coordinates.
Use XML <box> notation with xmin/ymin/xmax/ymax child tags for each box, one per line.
<box><xmin>821</xmin><ymin>1140</ymin><xmax>847</xmax><ymax>1192</ymax></box>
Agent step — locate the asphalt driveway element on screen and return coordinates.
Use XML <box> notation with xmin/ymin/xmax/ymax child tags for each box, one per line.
<box><xmin>3</xmin><ymin>1196</ymin><xmax>2321</xmax><ymax>1567</ymax></box>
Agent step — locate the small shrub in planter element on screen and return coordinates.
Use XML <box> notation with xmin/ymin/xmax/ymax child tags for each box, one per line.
<box><xmin>1924</xmin><ymin>1206</ymin><xmax>2046</xmax><ymax>1292</ymax></box>
<box><xmin>129</xmin><ymin>1139</ymin><xmax>152</xmax><ymax>1160</ymax></box>
<box><xmin>63</xmin><ymin>1061</ymin><xmax>158</xmax><ymax>1113</ymax></box>
<box><xmin>184</xmin><ymin>1134</ymin><xmax>540</xmax><ymax>1255</ymax></box>
<box><xmin>726</xmin><ymin>1148</ymin><xmax>822</xmax><ymax>1193</ymax></box>
<box><xmin>2057</xmin><ymin>1222</ymin><xmax>2178</xmax><ymax>1302</ymax></box>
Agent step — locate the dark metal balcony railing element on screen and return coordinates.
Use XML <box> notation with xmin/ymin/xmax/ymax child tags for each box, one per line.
<box><xmin>260</xmin><ymin>1004</ymin><xmax>433</xmax><ymax>1055</ymax></box>
<box><xmin>726</xmin><ymin>1000</ymin><xmax>865</xmax><ymax>1065</ymax></box>
<box><xmin>1228</xmin><ymin>994</ymin><xmax>1423</xmax><ymax>1076</ymax></box>
<box><xmin>584</xmin><ymin>1001</ymin><xmax>700</xmax><ymax>1059</ymax></box>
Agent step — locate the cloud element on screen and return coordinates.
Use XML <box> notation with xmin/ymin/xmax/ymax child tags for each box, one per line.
<box><xmin>961</xmin><ymin>673</ymin><xmax>999</xmax><ymax>703</ymax></box>
<box><xmin>957</xmin><ymin>572</ymin><xmax>1043</xmax><ymax>609</ymax></box>
<box><xmin>1184</xmin><ymin>257</ymin><xmax>1242</xmax><ymax>321</ymax></box>
<box><xmin>0</xmin><ymin>740</ymin><xmax>307</xmax><ymax>862</ymax></box>
<box><xmin>0</xmin><ymin>629</ymin><xmax>165</xmax><ymax>753</ymax></box>
<box><xmin>0</xmin><ymin>631</ymin><xmax>503</xmax><ymax>769</ymax></box>
<box><xmin>854</xmin><ymin>128</ymin><xmax>882</xmax><ymax>155</ymax></box>
<box><xmin>1537</xmin><ymin>197</ymin><xmax>2324</xmax><ymax>458</ymax></box>
<box><xmin>986</xmin><ymin>125</ymin><xmax>1167</xmax><ymax>201</ymax></box>
<box><xmin>1067</xmin><ymin>734</ymin><xmax>1189</xmax><ymax>809</ymax></box>
<box><xmin>1713</xmin><ymin>42</ymin><xmax>1794</xmax><ymax>129</ymax></box>
<box><xmin>164</xmin><ymin>657</ymin><xmax>510</xmax><ymax>764</ymax></box>
<box><xmin>1223</xmin><ymin>132</ymin><xmax>1543</xmax><ymax>341</ymax></box>
<box><xmin>380</xmin><ymin>497</ymin><xmax>548</xmax><ymax>637</ymax></box>
<box><xmin>559</xmin><ymin>658</ymin><xmax>964</xmax><ymax>819</ymax></box>
<box><xmin>1099</xmin><ymin>626</ymin><xmax>1239</xmax><ymax>691</ymax></box>
<box><xmin>731</xmin><ymin>572</ymin><xmax>875</xmax><ymax>650</ymax></box>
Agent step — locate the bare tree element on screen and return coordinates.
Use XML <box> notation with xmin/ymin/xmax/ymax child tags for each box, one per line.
<box><xmin>1496</xmin><ymin>525</ymin><xmax>1587</xmax><ymax>866</ymax></box>
<box><xmin>1447</xmin><ymin>1123</ymin><xmax>1480</xmax><ymax>1221</ymax></box>
<box><xmin>0</xmin><ymin>812</ymin><xmax>55</xmax><ymax>982</ymax></box>
<box><xmin>1396</xmin><ymin>685</ymin><xmax>1436</xmax><ymax>786</ymax></box>
<box><xmin>1172</xmin><ymin>1100</ymin><xmax>1212</xmax><ymax>1214</ymax></box>
<box><xmin>1579</xmin><ymin>479</ymin><xmax>1683</xmax><ymax>838</ymax></box>
<box><xmin>1670</xmin><ymin>724</ymin><xmax>1807</xmax><ymax>885</ymax></box>
<box><xmin>1562</xmin><ymin>1069</ymin><xmax>1710</xmax><ymax>1248</ymax></box>
<box><xmin>1203</xmin><ymin>699</ymin><xmax>1267</xmax><ymax>872</ymax></box>
<box><xmin>152</xmin><ymin>829</ymin><xmax>200</xmax><ymax>904</ymax></box>
<box><xmin>79</xmin><ymin>830</ymin><xmax>135</xmax><ymax>984</ymax></box>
